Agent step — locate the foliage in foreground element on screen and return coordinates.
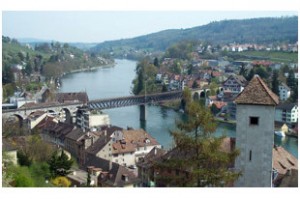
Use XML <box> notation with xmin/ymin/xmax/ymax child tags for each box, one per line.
<box><xmin>154</xmin><ymin>98</ymin><xmax>241</xmax><ymax>187</ymax></box>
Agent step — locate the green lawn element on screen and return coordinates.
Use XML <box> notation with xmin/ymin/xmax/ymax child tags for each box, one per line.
<box><xmin>234</xmin><ymin>50</ymin><xmax>298</xmax><ymax>63</ymax></box>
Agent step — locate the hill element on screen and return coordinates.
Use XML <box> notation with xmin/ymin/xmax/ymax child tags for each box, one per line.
<box><xmin>2</xmin><ymin>36</ymin><xmax>112</xmax><ymax>84</ymax></box>
<box><xmin>91</xmin><ymin>16</ymin><xmax>298</xmax><ymax>53</ymax></box>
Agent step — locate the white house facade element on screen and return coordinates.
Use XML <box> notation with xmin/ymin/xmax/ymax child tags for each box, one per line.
<box><xmin>278</xmin><ymin>83</ymin><xmax>291</xmax><ymax>101</ymax></box>
<box><xmin>275</xmin><ymin>103</ymin><xmax>298</xmax><ymax>125</ymax></box>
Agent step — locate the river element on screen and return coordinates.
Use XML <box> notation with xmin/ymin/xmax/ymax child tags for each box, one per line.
<box><xmin>59</xmin><ymin>59</ymin><xmax>298</xmax><ymax>158</ymax></box>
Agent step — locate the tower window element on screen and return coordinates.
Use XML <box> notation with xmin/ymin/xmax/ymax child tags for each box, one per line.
<box><xmin>249</xmin><ymin>150</ymin><xmax>252</xmax><ymax>161</ymax></box>
<box><xmin>249</xmin><ymin>117</ymin><xmax>259</xmax><ymax>125</ymax></box>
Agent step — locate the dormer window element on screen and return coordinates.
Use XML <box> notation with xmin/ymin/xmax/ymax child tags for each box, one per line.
<box><xmin>144</xmin><ymin>138</ymin><xmax>150</xmax><ymax>144</ymax></box>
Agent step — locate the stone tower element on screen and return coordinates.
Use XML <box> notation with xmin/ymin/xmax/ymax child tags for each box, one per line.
<box><xmin>234</xmin><ymin>75</ymin><xmax>279</xmax><ymax>187</ymax></box>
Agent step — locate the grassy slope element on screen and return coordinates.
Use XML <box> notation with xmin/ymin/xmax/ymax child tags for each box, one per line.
<box><xmin>233</xmin><ymin>51</ymin><xmax>298</xmax><ymax>63</ymax></box>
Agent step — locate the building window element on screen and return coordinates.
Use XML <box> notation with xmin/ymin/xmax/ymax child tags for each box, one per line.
<box><xmin>249</xmin><ymin>150</ymin><xmax>252</xmax><ymax>161</ymax></box>
<box><xmin>249</xmin><ymin>117</ymin><xmax>259</xmax><ymax>125</ymax></box>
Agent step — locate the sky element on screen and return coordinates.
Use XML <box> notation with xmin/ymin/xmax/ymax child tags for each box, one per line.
<box><xmin>1</xmin><ymin>0</ymin><xmax>300</xmax><ymax>199</ymax></box>
<box><xmin>2</xmin><ymin>11</ymin><xmax>297</xmax><ymax>43</ymax></box>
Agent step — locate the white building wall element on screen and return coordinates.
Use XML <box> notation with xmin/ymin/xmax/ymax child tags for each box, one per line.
<box><xmin>135</xmin><ymin>145</ymin><xmax>161</xmax><ymax>163</ymax></box>
<box><xmin>291</xmin><ymin>106</ymin><xmax>298</xmax><ymax>123</ymax></box>
<box><xmin>112</xmin><ymin>152</ymin><xmax>135</xmax><ymax>166</ymax></box>
<box><xmin>96</xmin><ymin>140</ymin><xmax>112</xmax><ymax>160</ymax></box>
<box><xmin>275</xmin><ymin>106</ymin><xmax>298</xmax><ymax>124</ymax></box>
<box><xmin>279</xmin><ymin>85</ymin><xmax>291</xmax><ymax>101</ymax></box>
<box><xmin>89</xmin><ymin>114</ymin><xmax>110</xmax><ymax>127</ymax></box>
<box><xmin>235</xmin><ymin>104</ymin><xmax>275</xmax><ymax>187</ymax></box>
<box><xmin>28</xmin><ymin>113</ymin><xmax>47</xmax><ymax>129</ymax></box>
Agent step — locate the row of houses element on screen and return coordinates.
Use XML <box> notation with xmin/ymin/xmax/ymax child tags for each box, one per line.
<box><xmin>32</xmin><ymin>112</ymin><xmax>161</xmax><ymax>187</ymax></box>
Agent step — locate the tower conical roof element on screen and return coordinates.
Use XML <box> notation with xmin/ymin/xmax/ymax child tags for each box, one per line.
<box><xmin>234</xmin><ymin>75</ymin><xmax>279</xmax><ymax>106</ymax></box>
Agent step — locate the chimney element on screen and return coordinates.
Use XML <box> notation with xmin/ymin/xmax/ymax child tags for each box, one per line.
<box><xmin>109</xmin><ymin>160</ymin><xmax>112</xmax><ymax>171</ymax></box>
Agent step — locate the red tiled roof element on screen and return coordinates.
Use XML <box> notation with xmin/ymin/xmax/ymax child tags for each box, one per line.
<box><xmin>212</xmin><ymin>101</ymin><xmax>227</xmax><ymax>109</ymax></box>
<box><xmin>234</xmin><ymin>75</ymin><xmax>279</xmax><ymax>106</ymax></box>
<box><xmin>56</xmin><ymin>92</ymin><xmax>89</xmax><ymax>103</ymax></box>
<box><xmin>112</xmin><ymin>129</ymin><xmax>160</xmax><ymax>155</ymax></box>
<box><xmin>273</xmin><ymin>146</ymin><xmax>298</xmax><ymax>175</ymax></box>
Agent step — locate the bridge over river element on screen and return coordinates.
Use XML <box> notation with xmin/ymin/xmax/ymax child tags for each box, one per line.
<box><xmin>2</xmin><ymin>90</ymin><xmax>190</xmax><ymax>122</ymax></box>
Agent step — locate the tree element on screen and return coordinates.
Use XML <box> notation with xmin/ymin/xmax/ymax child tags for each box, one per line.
<box><xmin>280</xmin><ymin>64</ymin><xmax>290</xmax><ymax>74</ymax></box>
<box><xmin>187</xmin><ymin>64</ymin><xmax>193</xmax><ymax>75</ymax></box>
<box><xmin>287</xmin><ymin>69</ymin><xmax>296</xmax><ymax>90</ymax></box>
<box><xmin>290</xmin><ymin>83</ymin><xmax>298</xmax><ymax>103</ymax></box>
<box><xmin>247</xmin><ymin>66</ymin><xmax>269</xmax><ymax>81</ymax></box>
<box><xmin>271</xmin><ymin>70</ymin><xmax>280</xmax><ymax>96</ymax></box>
<box><xmin>162</xmin><ymin>84</ymin><xmax>168</xmax><ymax>92</ymax></box>
<box><xmin>181</xmin><ymin>87</ymin><xmax>192</xmax><ymax>111</ymax></box>
<box><xmin>153</xmin><ymin>57</ymin><xmax>159</xmax><ymax>67</ymax></box>
<box><xmin>2</xmin><ymin>64</ymin><xmax>14</xmax><ymax>84</ymax></box>
<box><xmin>24</xmin><ymin>63</ymin><xmax>33</xmax><ymax>76</ymax></box>
<box><xmin>246</xmin><ymin>68</ymin><xmax>255</xmax><ymax>81</ymax></box>
<box><xmin>48</xmin><ymin>150</ymin><xmax>73</xmax><ymax>178</ymax></box>
<box><xmin>132</xmin><ymin>60</ymin><xmax>145</xmax><ymax>95</ymax></box>
<box><xmin>13</xmin><ymin>166</ymin><xmax>35</xmax><ymax>187</ymax></box>
<box><xmin>209</xmin><ymin>82</ymin><xmax>218</xmax><ymax>96</ymax></box>
<box><xmin>239</xmin><ymin>63</ymin><xmax>247</xmax><ymax>77</ymax></box>
<box><xmin>29</xmin><ymin>162</ymin><xmax>51</xmax><ymax>187</ymax></box>
<box><xmin>17</xmin><ymin>151</ymin><xmax>32</xmax><ymax>167</ymax></box>
<box><xmin>87</xmin><ymin>171</ymin><xmax>91</xmax><ymax>187</ymax></box>
<box><xmin>192</xmin><ymin>80</ymin><xmax>199</xmax><ymax>88</ymax></box>
<box><xmin>155</xmin><ymin>101</ymin><xmax>240</xmax><ymax>187</ymax></box>
<box><xmin>210</xmin><ymin>103</ymin><xmax>220</xmax><ymax>115</ymax></box>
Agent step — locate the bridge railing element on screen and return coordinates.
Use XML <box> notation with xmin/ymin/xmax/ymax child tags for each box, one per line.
<box><xmin>2</xmin><ymin>102</ymin><xmax>83</xmax><ymax>113</ymax></box>
<box><xmin>2</xmin><ymin>90</ymin><xmax>185</xmax><ymax>113</ymax></box>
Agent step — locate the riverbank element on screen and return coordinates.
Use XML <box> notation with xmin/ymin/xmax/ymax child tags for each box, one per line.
<box><xmin>215</xmin><ymin>117</ymin><xmax>236</xmax><ymax>125</ymax></box>
<box><xmin>159</xmin><ymin>100</ymin><xmax>181</xmax><ymax>111</ymax></box>
<box><xmin>61</xmin><ymin>62</ymin><xmax>115</xmax><ymax>77</ymax></box>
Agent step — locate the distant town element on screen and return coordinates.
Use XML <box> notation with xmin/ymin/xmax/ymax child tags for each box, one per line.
<box><xmin>2</xmin><ymin>16</ymin><xmax>298</xmax><ymax>187</ymax></box>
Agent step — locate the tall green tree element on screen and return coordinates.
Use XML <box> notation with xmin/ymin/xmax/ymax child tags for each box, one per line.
<box><xmin>13</xmin><ymin>166</ymin><xmax>35</xmax><ymax>187</ymax></box>
<box><xmin>24</xmin><ymin>63</ymin><xmax>33</xmax><ymax>76</ymax></box>
<box><xmin>181</xmin><ymin>87</ymin><xmax>192</xmax><ymax>111</ymax></box>
<box><xmin>2</xmin><ymin>64</ymin><xmax>14</xmax><ymax>84</ymax></box>
<box><xmin>87</xmin><ymin>171</ymin><xmax>91</xmax><ymax>187</ymax></box>
<box><xmin>239</xmin><ymin>63</ymin><xmax>247</xmax><ymax>77</ymax></box>
<box><xmin>192</xmin><ymin>80</ymin><xmax>199</xmax><ymax>88</ymax></box>
<box><xmin>155</xmin><ymin>100</ymin><xmax>241</xmax><ymax>187</ymax></box>
<box><xmin>290</xmin><ymin>83</ymin><xmax>298</xmax><ymax>103</ymax></box>
<box><xmin>271</xmin><ymin>70</ymin><xmax>280</xmax><ymax>96</ymax></box>
<box><xmin>287</xmin><ymin>69</ymin><xmax>296</xmax><ymax>90</ymax></box>
<box><xmin>153</xmin><ymin>57</ymin><xmax>159</xmax><ymax>67</ymax></box>
<box><xmin>48</xmin><ymin>150</ymin><xmax>73</xmax><ymax>178</ymax></box>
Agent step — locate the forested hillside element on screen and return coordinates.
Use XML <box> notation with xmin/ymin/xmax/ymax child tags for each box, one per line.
<box><xmin>91</xmin><ymin>16</ymin><xmax>298</xmax><ymax>53</ymax></box>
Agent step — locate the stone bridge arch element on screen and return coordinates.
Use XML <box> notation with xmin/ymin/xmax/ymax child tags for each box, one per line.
<box><xmin>205</xmin><ymin>89</ymin><xmax>211</xmax><ymax>98</ymax></box>
<box><xmin>60</xmin><ymin>108</ymin><xmax>72</xmax><ymax>124</ymax></box>
<box><xmin>12</xmin><ymin>114</ymin><xmax>24</xmax><ymax>128</ymax></box>
<box><xmin>193</xmin><ymin>92</ymin><xmax>200</xmax><ymax>101</ymax></box>
<box><xmin>200</xmin><ymin>91</ymin><xmax>205</xmax><ymax>98</ymax></box>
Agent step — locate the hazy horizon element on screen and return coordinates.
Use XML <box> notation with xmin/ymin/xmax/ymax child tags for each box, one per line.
<box><xmin>2</xmin><ymin>11</ymin><xmax>297</xmax><ymax>43</ymax></box>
